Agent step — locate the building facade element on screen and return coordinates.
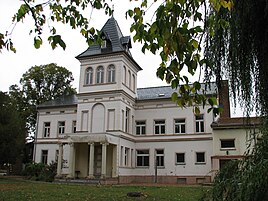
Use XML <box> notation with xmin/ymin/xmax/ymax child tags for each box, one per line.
<box><xmin>34</xmin><ymin>17</ymin><xmax>256</xmax><ymax>184</ymax></box>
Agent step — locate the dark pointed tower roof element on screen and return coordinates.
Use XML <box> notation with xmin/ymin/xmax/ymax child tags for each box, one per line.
<box><xmin>76</xmin><ymin>17</ymin><xmax>134</xmax><ymax>59</ymax></box>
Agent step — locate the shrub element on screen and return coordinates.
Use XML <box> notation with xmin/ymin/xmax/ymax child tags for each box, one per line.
<box><xmin>23</xmin><ymin>162</ymin><xmax>57</xmax><ymax>182</ymax></box>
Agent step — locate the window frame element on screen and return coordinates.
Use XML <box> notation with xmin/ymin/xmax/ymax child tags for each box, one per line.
<box><xmin>41</xmin><ymin>150</ymin><xmax>48</xmax><ymax>164</ymax></box>
<box><xmin>195</xmin><ymin>114</ymin><xmax>205</xmax><ymax>133</ymax></box>
<box><xmin>136</xmin><ymin>120</ymin><xmax>146</xmax><ymax>135</ymax></box>
<box><xmin>174</xmin><ymin>118</ymin><xmax>186</xmax><ymax>134</ymax></box>
<box><xmin>58</xmin><ymin>121</ymin><xmax>65</xmax><ymax>135</ymax></box>
<box><xmin>136</xmin><ymin>149</ymin><xmax>150</xmax><ymax>167</ymax></box>
<box><xmin>195</xmin><ymin>152</ymin><xmax>206</xmax><ymax>164</ymax></box>
<box><xmin>176</xmin><ymin>152</ymin><xmax>186</xmax><ymax>165</ymax></box>
<box><xmin>43</xmin><ymin>122</ymin><xmax>50</xmax><ymax>138</ymax></box>
<box><xmin>85</xmin><ymin>67</ymin><xmax>93</xmax><ymax>85</ymax></box>
<box><xmin>155</xmin><ymin>149</ymin><xmax>165</xmax><ymax>168</ymax></box>
<box><xmin>96</xmin><ymin>66</ymin><xmax>104</xmax><ymax>84</ymax></box>
<box><xmin>72</xmin><ymin>121</ymin><xmax>77</xmax><ymax>133</ymax></box>
<box><xmin>107</xmin><ymin>64</ymin><xmax>116</xmax><ymax>83</ymax></box>
<box><xmin>220</xmin><ymin>139</ymin><xmax>236</xmax><ymax>149</ymax></box>
<box><xmin>154</xmin><ymin>120</ymin><xmax>166</xmax><ymax>134</ymax></box>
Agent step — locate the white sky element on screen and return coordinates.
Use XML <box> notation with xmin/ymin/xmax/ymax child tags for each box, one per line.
<box><xmin>0</xmin><ymin>0</ymin><xmax>243</xmax><ymax>116</ymax></box>
<box><xmin>0</xmin><ymin>0</ymin><xmax>168</xmax><ymax>93</ymax></box>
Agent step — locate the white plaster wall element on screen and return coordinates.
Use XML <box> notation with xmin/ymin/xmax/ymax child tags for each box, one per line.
<box><xmin>37</xmin><ymin>108</ymin><xmax>77</xmax><ymax>138</ymax></box>
<box><xmin>134</xmin><ymin>103</ymin><xmax>213</xmax><ymax>135</ymax></box>
<box><xmin>35</xmin><ymin>144</ymin><xmax>58</xmax><ymax>164</ymax></box>
<box><xmin>213</xmin><ymin>129</ymin><xmax>251</xmax><ymax>156</ymax></box>
<box><xmin>118</xmin><ymin>140</ymin><xmax>212</xmax><ymax>176</ymax></box>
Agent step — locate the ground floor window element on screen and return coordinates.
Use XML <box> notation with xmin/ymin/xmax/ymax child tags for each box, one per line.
<box><xmin>41</xmin><ymin>150</ymin><xmax>48</xmax><ymax>164</ymax></box>
<box><xmin>176</xmin><ymin>153</ymin><xmax>185</xmax><ymax>164</ymax></box>
<box><xmin>155</xmin><ymin>149</ymin><xmax>164</xmax><ymax>167</ymax></box>
<box><xmin>196</xmin><ymin>152</ymin><xmax>205</xmax><ymax>164</ymax></box>
<box><xmin>136</xmin><ymin>150</ymin><xmax>149</xmax><ymax>167</ymax></box>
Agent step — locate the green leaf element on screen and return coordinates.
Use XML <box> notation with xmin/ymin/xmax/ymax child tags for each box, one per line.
<box><xmin>171</xmin><ymin>92</ymin><xmax>178</xmax><ymax>102</ymax></box>
<box><xmin>34</xmin><ymin>37</ymin><xmax>42</xmax><ymax>49</ymax></box>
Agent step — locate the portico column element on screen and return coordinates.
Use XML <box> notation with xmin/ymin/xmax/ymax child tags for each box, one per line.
<box><xmin>68</xmin><ymin>142</ymin><xmax>75</xmax><ymax>178</ymax></box>
<box><xmin>101</xmin><ymin>142</ymin><xmax>108</xmax><ymax>178</ymax></box>
<box><xmin>88</xmin><ymin>142</ymin><xmax>95</xmax><ymax>178</ymax></box>
<box><xmin>56</xmin><ymin>143</ymin><xmax>63</xmax><ymax>177</ymax></box>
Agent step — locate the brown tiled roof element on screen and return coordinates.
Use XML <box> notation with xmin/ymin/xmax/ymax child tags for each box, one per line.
<box><xmin>211</xmin><ymin>117</ymin><xmax>261</xmax><ymax>129</ymax></box>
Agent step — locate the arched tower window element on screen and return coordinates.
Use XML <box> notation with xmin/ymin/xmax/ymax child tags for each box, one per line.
<box><xmin>123</xmin><ymin>66</ymin><xmax>126</xmax><ymax>84</ymax></box>
<box><xmin>85</xmin><ymin>67</ymin><xmax>93</xmax><ymax>85</ymax></box>
<box><xmin>96</xmin><ymin>66</ymin><xmax>104</xmax><ymax>84</ymax></box>
<box><xmin>107</xmin><ymin>64</ymin><xmax>116</xmax><ymax>83</ymax></box>
<box><xmin>128</xmin><ymin>70</ymin><xmax>131</xmax><ymax>88</ymax></box>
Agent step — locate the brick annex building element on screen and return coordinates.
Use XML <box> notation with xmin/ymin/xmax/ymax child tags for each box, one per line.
<box><xmin>34</xmin><ymin>17</ymin><xmax>259</xmax><ymax>184</ymax></box>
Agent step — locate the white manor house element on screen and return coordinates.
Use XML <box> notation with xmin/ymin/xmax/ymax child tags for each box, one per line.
<box><xmin>34</xmin><ymin>17</ymin><xmax>259</xmax><ymax>184</ymax></box>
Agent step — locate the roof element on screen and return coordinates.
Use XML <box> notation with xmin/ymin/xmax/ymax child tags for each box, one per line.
<box><xmin>37</xmin><ymin>94</ymin><xmax>78</xmax><ymax>109</ymax></box>
<box><xmin>211</xmin><ymin>117</ymin><xmax>261</xmax><ymax>129</ymax></box>
<box><xmin>76</xmin><ymin>17</ymin><xmax>132</xmax><ymax>58</ymax></box>
<box><xmin>136</xmin><ymin>83</ymin><xmax>217</xmax><ymax>100</ymax></box>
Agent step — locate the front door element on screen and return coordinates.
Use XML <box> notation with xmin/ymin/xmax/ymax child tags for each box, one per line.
<box><xmin>94</xmin><ymin>145</ymin><xmax>102</xmax><ymax>177</ymax></box>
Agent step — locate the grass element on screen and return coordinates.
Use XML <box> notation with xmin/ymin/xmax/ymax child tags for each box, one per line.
<box><xmin>0</xmin><ymin>177</ymin><xmax>209</xmax><ymax>201</ymax></box>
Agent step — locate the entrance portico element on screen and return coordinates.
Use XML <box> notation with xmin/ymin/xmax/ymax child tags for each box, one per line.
<box><xmin>56</xmin><ymin>133</ymin><xmax>118</xmax><ymax>179</ymax></box>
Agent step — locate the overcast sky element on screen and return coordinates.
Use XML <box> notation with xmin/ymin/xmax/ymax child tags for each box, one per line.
<box><xmin>0</xmin><ymin>0</ymin><xmax>167</xmax><ymax>92</ymax></box>
<box><xmin>0</xmin><ymin>1</ymin><xmax>244</xmax><ymax>117</ymax></box>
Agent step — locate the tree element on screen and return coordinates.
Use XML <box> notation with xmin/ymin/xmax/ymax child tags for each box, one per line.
<box><xmin>1</xmin><ymin>1</ymin><xmax>268</xmax><ymax>199</ymax></box>
<box><xmin>0</xmin><ymin>91</ymin><xmax>25</xmax><ymax>168</ymax></box>
<box><xmin>9</xmin><ymin>63</ymin><xmax>76</xmax><ymax>135</ymax></box>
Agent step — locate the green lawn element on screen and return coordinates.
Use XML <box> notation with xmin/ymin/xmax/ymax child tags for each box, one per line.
<box><xmin>0</xmin><ymin>177</ymin><xmax>208</xmax><ymax>201</ymax></box>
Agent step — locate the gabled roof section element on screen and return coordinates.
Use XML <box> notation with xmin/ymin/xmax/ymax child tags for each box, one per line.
<box><xmin>76</xmin><ymin>17</ymin><xmax>132</xmax><ymax>58</ymax></box>
<box><xmin>37</xmin><ymin>94</ymin><xmax>78</xmax><ymax>109</ymax></box>
<box><xmin>137</xmin><ymin>83</ymin><xmax>217</xmax><ymax>101</ymax></box>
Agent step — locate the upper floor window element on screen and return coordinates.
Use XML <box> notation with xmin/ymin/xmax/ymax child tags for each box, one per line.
<box><xmin>125</xmin><ymin>108</ymin><xmax>130</xmax><ymax>133</ymax></box>
<box><xmin>107</xmin><ymin>65</ymin><xmax>115</xmax><ymax>83</ymax></box>
<box><xmin>136</xmin><ymin>121</ymin><xmax>146</xmax><ymax>135</ymax></box>
<box><xmin>132</xmin><ymin>74</ymin><xmax>135</xmax><ymax>91</ymax></box>
<box><xmin>58</xmin><ymin>121</ymin><xmax>65</xmax><ymax>134</ymax></box>
<box><xmin>123</xmin><ymin>66</ymin><xmax>126</xmax><ymax>84</ymax></box>
<box><xmin>195</xmin><ymin>114</ymin><xmax>204</xmax><ymax>133</ymax></box>
<box><xmin>101</xmin><ymin>40</ymin><xmax>107</xmax><ymax>49</ymax></box>
<box><xmin>221</xmin><ymin>139</ymin><xmax>235</xmax><ymax>149</ymax></box>
<box><xmin>154</xmin><ymin>120</ymin><xmax>166</xmax><ymax>134</ymax></box>
<box><xmin>174</xmin><ymin>119</ymin><xmax>186</xmax><ymax>134</ymax></box>
<box><xmin>72</xmin><ymin>121</ymin><xmax>77</xmax><ymax>133</ymax></box>
<box><xmin>128</xmin><ymin>70</ymin><xmax>131</xmax><ymax>88</ymax></box>
<box><xmin>96</xmin><ymin>66</ymin><xmax>104</xmax><ymax>84</ymax></box>
<box><xmin>85</xmin><ymin>67</ymin><xmax>93</xmax><ymax>85</ymax></box>
<box><xmin>43</xmin><ymin>122</ymin><xmax>50</xmax><ymax>138</ymax></box>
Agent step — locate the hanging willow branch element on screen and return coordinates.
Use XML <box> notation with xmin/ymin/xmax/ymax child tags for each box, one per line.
<box><xmin>204</xmin><ymin>0</ymin><xmax>268</xmax><ymax>116</ymax></box>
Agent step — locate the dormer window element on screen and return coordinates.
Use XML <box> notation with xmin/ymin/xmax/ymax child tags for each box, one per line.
<box><xmin>101</xmin><ymin>40</ymin><xmax>107</xmax><ymax>49</ymax></box>
<box><xmin>107</xmin><ymin>65</ymin><xmax>115</xmax><ymax>83</ymax></box>
<box><xmin>96</xmin><ymin>66</ymin><xmax>104</xmax><ymax>84</ymax></box>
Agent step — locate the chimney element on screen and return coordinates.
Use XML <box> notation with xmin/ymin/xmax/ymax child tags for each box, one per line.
<box><xmin>218</xmin><ymin>80</ymin><xmax>230</xmax><ymax>118</ymax></box>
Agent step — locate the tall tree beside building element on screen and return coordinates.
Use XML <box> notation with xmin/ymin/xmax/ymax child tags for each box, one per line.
<box><xmin>9</xmin><ymin>63</ymin><xmax>76</xmax><ymax>135</ymax></box>
<box><xmin>0</xmin><ymin>91</ymin><xmax>25</xmax><ymax>167</ymax></box>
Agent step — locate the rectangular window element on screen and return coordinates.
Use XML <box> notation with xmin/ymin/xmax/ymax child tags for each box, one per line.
<box><xmin>136</xmin><ymin>150</ymin><xmax>149</xmax><ymax>167</ymax></box>
<box><xmin>120</xmin><ymin>146</ymin><xmax>124</xmax><ymax>166</ymax></box>
<box><xmin>156</xmin><ymin>149</ymin><xmax>164</xmax><ymax>167</ymax></box>
<box><xmin>174</xmin><ymin>119</ymin><xmax>186</xmax><ymax>134</ymax></box>
<box><xmin>72</xmin><ymin>121</ymin><xmax>76</xmax><ymax>133</ymax></box>
<box><xmin>195</xmin><ymin>114</ymin><xmax>204</xmax><ymax>133</ymax></box>
<box><xmin>41</xmin><ymin>150</ymin><xmax>48</xmax><ymax>164</ymax></box>
<box><xmin>221</xmin><ymin>139</ymin><xmax>235</xmax><ymax>149</ymax></box>
<box><xmin>43</xmin><ymin>122</ymin><xmax>50</xmax><ymax>137</ymax></box>
<box><xmin>58</xmin><ymin>121</ymin><xmax>65</xmax><ymax>134</ymax></box>
<box><xmin>154</xmin><ymin>120</ymin><xmax>165</xmax><ymax>134</ymax></box>
<box><xmin>176</xmin><ymin>153</ymin><xmax>185</xmax><ymax>164</ymax></box>
<box><xmin>125</xmin><ymin>147</ymin><xmax>130</xmax><ymax>167</ymax></box>
<box><xmin>196</xmin><ymin>152</ymin><xmax>205</xmax><ymax>164</ymax></box>
<box><xmin>136</xmin><ymin>121</ymin><xmax>146</xmax><ymax>135</ymax></box>
<box><xmin>55</xmin><ymin>150</ymin><xmax>59</xmax><ymax>162</ymax></box>
<box><xmin>125</xmin><ymin>108</ymin><xmax>130</xmax><ymax>133</ymax></box>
